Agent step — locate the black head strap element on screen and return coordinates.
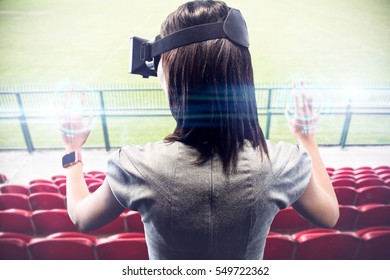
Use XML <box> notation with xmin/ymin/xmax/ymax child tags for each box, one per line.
<box><xmin>141</xmin><ymin>8</ymin><xmax>249</xmax><ymax>61</ymax></box>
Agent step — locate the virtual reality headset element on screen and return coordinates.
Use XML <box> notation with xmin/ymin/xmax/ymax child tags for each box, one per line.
<box><xmin>129</xmin><ymin>8</ymin><xmax>250</xmax><ymax>78</ymax></box>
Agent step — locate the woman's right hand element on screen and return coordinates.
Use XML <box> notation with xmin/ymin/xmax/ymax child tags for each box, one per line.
<box><xmin>285</xmin><ymin>81</ymin><xmax>319</xmax><ymax>145</ymax></box>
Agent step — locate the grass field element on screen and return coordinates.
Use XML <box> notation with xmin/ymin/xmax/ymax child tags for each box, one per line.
<box><xmin>0</xmin><ymin>0</ymin><xmax>389</xmax><ymax>85</ymax></box>
<box><xmin>0</xmin><ymin>0</ymin><xmax>389</xmax><ymax>149</ymax></box>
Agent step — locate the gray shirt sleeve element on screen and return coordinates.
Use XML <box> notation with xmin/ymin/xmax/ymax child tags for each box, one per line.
<box><xmin>267</xmin><ymin>141</ymin><xmax>312</xmax><ymax>209</ymax></box>
<box><xmin>105</xmin><ymin>145</ymin><xmax>151</xmax><ymax>210</ymax></box>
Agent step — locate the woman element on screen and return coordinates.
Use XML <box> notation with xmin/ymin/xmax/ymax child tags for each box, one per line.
<box><xmin>61</xmin><ymin>0</ymin><xmax>339</xmax><ymax>259</ymax></box>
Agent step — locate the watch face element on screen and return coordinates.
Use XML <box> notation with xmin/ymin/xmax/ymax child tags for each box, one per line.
<box><xmin>62</xmin><ymin>152</ymin><xmax>76</xmax><ymax>167</ymax></box>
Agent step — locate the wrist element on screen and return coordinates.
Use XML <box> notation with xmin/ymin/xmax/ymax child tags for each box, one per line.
<box><xmin>62</xmin><ymin>150</ymin><xmax>83</xmax><ymax>168</ymax></box>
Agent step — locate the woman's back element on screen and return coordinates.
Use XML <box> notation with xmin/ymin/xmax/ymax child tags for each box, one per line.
<box><xmin>107</xmin><ymin>140</ymin><xmax>311</xmax><ymax>259</ymax></box>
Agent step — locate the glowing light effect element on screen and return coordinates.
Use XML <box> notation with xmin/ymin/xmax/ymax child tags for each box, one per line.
<box><xmin>55</xmin><ymin>78</ymin><xmax>95</xmax><ymax>138</ymax></box>
<box><xmin>285</xmin><ymin>80</ymin><xmax>321</xmax><ymax>135</ymax></box>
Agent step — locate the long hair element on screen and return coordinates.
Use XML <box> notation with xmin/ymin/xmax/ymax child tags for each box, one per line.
<box><xmin>161</xmin><ymin>0</ymin><xmax>268</xmax><ymax>173</ymax></box>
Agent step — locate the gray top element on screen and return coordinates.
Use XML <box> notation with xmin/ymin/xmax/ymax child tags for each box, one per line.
<box><xmin>106</xmin><ymin>140</ymin><xmax>311</xmax><ymax>259</ymax></box>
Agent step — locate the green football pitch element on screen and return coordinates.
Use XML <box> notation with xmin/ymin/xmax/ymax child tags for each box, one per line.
<box><xmin>0</xmin><ymin>0</ymin><xmax>389</xmax><ymax>85</ymax></box>
<box><xmin>0</xmin><ymin>0</ymin><xmax>389</xmax><ymax>148</ymax></box>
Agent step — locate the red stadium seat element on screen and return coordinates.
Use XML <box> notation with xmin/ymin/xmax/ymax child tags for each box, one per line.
<box><xmin>356</xmin><ymin>230</ymin><xmax>390</xmax><ymax>260</ymax></box>
<box><xmin>294</xmin><ymin>232</ymin><xmax>361</xmax><ymax>260</ymax></box>
<box><xmin>29</xmin><ymin>183</ymin><xmax>59</xmax><ymax>194</ymax></box>
<box><xmin>0</xmin><ymin>238</ymin><xmax>30</xmax><ymax>260</ymax></box>
<box><xmin>336</xmin><ymin>167</ymin><xmax>354</xmax><ymax>172</ymax></box>
<box><xmin>28</xmin><ymin>238</ymin><xmax>96</xmax><ymax>260</ymax></box>
<box><xmin>85</xmin><ymin>178</ymin><xmax>103</xmax><ymax>186</ymax></box>
<box><xmin>334</xmin><ymin>186</ymin><xmax>356</xmax><ymax>205</ymax></box>
<box><xmin>0</xmin><ymin>184</ymin><xmax>30</xmax><ymax>195</ymax></box>
<box><xmin>379</xmin><ymin>173</ymin><xmax>390</xmax><ymax>181</ymax></box>
<box><xmin>0</xmin><ymin>193</ymin><xmax>31</xmax><ymax>211</ymax></box>
<box><xmin>96</xmin><ymin>237</ymin><xmax>148</xmax><ymax>260</ymax></box>
<box><xmin>331</xmin><ymin>174</ymin><xmax>355</xmax><ymax>180</ymax></box>
<box><xmin>0</xmin><ymin>209</ymin><xmax>34</xmax><ymax>234</ymax></box>
<box><xmin>31</xmin><ymin>209</ymin><xmax>78</xmax><ymax>235</ymax></box>
<box><xmin>106</xmin><ymin>232</ymin><xmax>146</xmax><ymax>239</ymax></box>
<box><xmin>87</xmin><ymin>213</ymin><xmax>126</xmax><ymax>235</ymax></box>
<box><xmin>0</xmin><ymin>232</ymin><xmax>33</xmax><ymax>242</ymax></box>
<box><xmin>29</xmin><ymin>179</ymin><xmax>54</xmax><ymax>185</ymax></box>
<box><xmin>356</xmin><ymin>204</ymin><xmax>390</xmax><ymax>229</ymax></box>
<box><xmin>29</xmin><ymin>193</ymin><xmax>66</xmax><ymax>210</ymax></box>
<box><xmin>86</xmin><ymin>170</ymin><xmax>106</xmax><ymax>177</ymax></box>
<box><xmin>355</xmin><ymin>186</ymin><xmax>390</xmax><ymax>205</ymax></box>
<box><xmin>355</xmin><ymin>226</ymin><xmax>390</xmax><ymax>237</ymax></box>
<box><xmin>270</xmin><ymin>207</ymin><xmax>312</xmax><ymax>233</ymax></box>
<box><xmin>53</xmin><ymin>177</ymin><xmax>66</xmax><ymax>186</ymax></box>
<box><xmin>333</xmin><ymin>205</ymin><xmax>359</xmax><ymax>231</ymax></box>
<box><xmin>374</xmin><ymin>166</ymin><xmax>390</xmax><ymax>172</ymax></box>
<box><xmin>51</xmin><ymin>174</ymin><xmax>65</xmax><ymax>181</ymax></box>
<box><xmin>291</xmin><ymin>228</ymin><xmax>339</xmax><ymax>240</ymax></box>
<box><xmin>95</xmin><ymin>173</ymin><xmax>106</xmax><ymax>181</ymax></box>
<box><xmin>47</xmin><ymin>232</ymin><xmax>97</xmax><ymax>243</ymax></box>
<box><xmin>355</xmin><ymin>177</ymin><xmax>385</xmax><ymax>188</ymax></box>
<box><xmin>88</xmin><ymin>182</ymin><xmax>102</xmax><ymax>193</ymax></box>
<box><xmin>331</xmin><ymin>178</ymin><xmax>355</xmax><ymax>188</ymax></box>
<box><xmin>58</xmin><ymin>184</ymin><xmax>66</xmax><ymax>196</ymax></box>
<box><xmin>124</xmin><ymin>211</ymin><xmax>145</xmax><ymax>233</ymax></box>
<box><xmin>355</xmin><ymin>173</ymin><xmax>378</xmax><ymax>181</ymax></box>
<box><xmin>263</xmin><ymin>234</ymin><xmax>295</xmax><ymax>260</ymax></box>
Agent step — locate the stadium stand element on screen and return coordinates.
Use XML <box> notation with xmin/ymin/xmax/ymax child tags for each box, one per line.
<box><xmin>1</xmin><ymin>166</ymin><xmax>390</xmax><ymax>259</ymax></box>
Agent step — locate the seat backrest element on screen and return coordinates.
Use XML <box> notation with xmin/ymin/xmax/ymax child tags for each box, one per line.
<box><xmin>356</xmin><ymin>204</ymin><xmax>390</xmax><ymax>229</ymax></box>
<box><xmin>0</xmin><ymin>184</ymin><xmax>30</xmax><ymax>195</ymax></box>
<box><xmin>31</xmin><ymin>209</ymin><xmax>78</xmax><ymax>235</ymax></box>
<box><xmin>0</xmin><ymin>209</ymin><xmax>34</xmax><ymax>234</ymax></box>
<box><xmin>29</xmin><ymin>179</ymin><xmax>54</xmax><ymax>185</ymax></box>
<box><xmin>355</xmin><ymin>177</ymin><xmax>385</xmax><ymax>188</ymax></box>
<box><xmin>355</xmin><ymin>186</ymin><xmax>390</xmax><ymax>205</ymax></box>
<box><xmin>96</xmin><ymin>238</ymin><xmax>148</xmax><ymax>260</ymax></box>
<box><xmin>29</xmin><ymin>183</ymin><xmax>59</xmax><ymax>194</ymax></box>
<box><xmin>331</xmin><ymin>178</ymin><xmax>355</xmax><ymax>188</ymax></box>
<box><xmin>263</xmin><ymin>235</ymin><xmax>295</xmax><ymax>260</ymax></box>
<box><xmin>333</xmin><ymin>205</ymin><xmax>360</xmax><ymax>231</ymax></box>
<box><xmin>28</xmin><ymin>238</ymin><xmax>96</xmax><ymax>260</ymax></box>
<box><xmin>28</xmin><ymin>192</ymin><xmax>66</xmax><ymax>210</ymax></box>
<box><xmin>0</xmin><ymin>238</ymin><xmax>29</xmax><ymax>260</ymax></box>
<box><xmin>334</xmin><ymin>186</ymin><xmax>356</xmax><ymax>205</ymax></box>
<box><xmin>356</xmin><ymin>230</ymin><xmax>390</xmax><ymax>260</ymax></box>
<box><xmin>0</xmin><ymin>231</ymin><xmax>33</xmax><ymax>242</ymax></box>
<box><xmin>294</xmin><ymin>232</ymin><xmax>361</xmax><ymax>260</ymax></box>
<box><xmin>0</xmin><ymin>193</ymin><xmax>31</xmax><ymax>211</ymax></box>
<box><xmin>47</xmin><ymin>232</ymin><xmax>97</xmax><ymax>243</ymax></box>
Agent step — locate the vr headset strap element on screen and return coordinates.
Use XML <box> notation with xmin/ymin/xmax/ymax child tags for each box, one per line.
<box><xmin>150</xmin><ymin>22</ymin><xmax>226</xmax><ymax>58</ymax></box>
<box><xmin>142</xmin><ymin>8</ymin><xmax>249</xmax><ymax>61</ymax></box>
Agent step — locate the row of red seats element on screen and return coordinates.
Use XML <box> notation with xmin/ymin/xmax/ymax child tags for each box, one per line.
<box><xmin>327</xmin><ymin>165</ymin><xmax>389</xmax><ymax>176</ymax></box>
<box><xmin>328</xmin><ymin>166</ymin><xmax>390</xmax><ymax>188</ymax></box>
<box><xmin>334</xmin><ymin>185</ymin><xmax>390</xmax><ymax>205</ymax></box>
<box><xmin>1</xmin><ymin>227</ymin><xmax>389</xmax><ymax>260</ymax></box>
<box><xmin>0</xmin><ymin>178</ymin><xmax>104</xmax><ymax>196</ymax></box>
<box><xmin>0</xmin><ymin>232</ymin><xmax>148</xmax><ymax>260</ymax></box>
<box><xmin>0</xmin><ymin>209</ymin><xmax>144</xmax><ymax>236</ymax></box>
<box><xmin>264</xmin><ymin>227</ymin><xmax>390</xmax><ymax>260</ymax></box>
<box><xmin>270</xmin><ymin>204</ymin><xmax>390</xmax><ymax>232</ymax></box>
<box><xmin>2</xmin><ymin>185</ymin><xmax>388</xmax><ymax>213</ymax></box>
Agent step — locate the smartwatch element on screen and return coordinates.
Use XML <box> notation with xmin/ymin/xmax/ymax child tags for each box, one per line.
<box><xmin>62</xmin><ymin>151</ymin><xmax>83</xmax><ymax>168</ymax></box>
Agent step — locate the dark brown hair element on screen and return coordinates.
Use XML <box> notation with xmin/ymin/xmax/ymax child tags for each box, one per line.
<box><xmin>161</xmin><ymin>0</ymin><xmax>268</xmax><ymax>173</ymax></box>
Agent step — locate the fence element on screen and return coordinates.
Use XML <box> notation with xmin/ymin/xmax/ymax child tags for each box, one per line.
<box><xmin>0</xmin><ymin>84</ymin><xmax>389</xmax><ymax>152</ymax></box>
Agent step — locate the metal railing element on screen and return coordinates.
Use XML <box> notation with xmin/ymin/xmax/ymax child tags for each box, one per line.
<box><xmin>0</xmin><ymin>84</ymin><xmax>389</xmax><ymax>152</ymax></box>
